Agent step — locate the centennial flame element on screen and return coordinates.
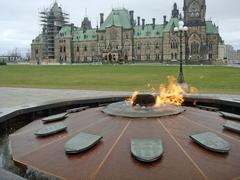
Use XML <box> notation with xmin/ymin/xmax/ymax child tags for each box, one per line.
<box><xmin>128</xmin><ymin>76</ymin><xmax>187</xmax><ymax>106</ymax></box>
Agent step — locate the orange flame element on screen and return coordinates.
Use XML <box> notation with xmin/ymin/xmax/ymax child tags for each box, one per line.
<box><xmin>127</xmin><ymin>76</ymin><xmax>190</xmax><ymax>106</ymax></box>
<box><xmin>155</xmin><ymin>76</ymin><xmax>186</xmax><ymax>106</ymax></box>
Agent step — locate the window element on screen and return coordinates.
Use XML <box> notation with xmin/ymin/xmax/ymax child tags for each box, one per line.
<box><xmin>137</xmin><ymin>55</ymin><xmax>141</xmax><ymax>60</ymax></box>
<box><xmin>77</xmin><ymin>46</ymin><xmax>79</xmax><ymax>52</ymax></box>
<box><xmin>191</xmin><ymin>42</ymin><xmax>200</xmax><ymax>54</ymax></box>
<box><xmin>171</xmin><ymin>53</ymin><xmax>174</xmax><ymax>59</ymax></box>
<box><xmin>63</xmin><ymin>46</ymin><xmax>66</xmax><ymax>52</ymax></box>
<box><xmin>209</xmin><ymin>53</ymin><xmax>213</xmax><ymax>59</ymax></box>
<box><xmin>146</xmin><ymin>54</ymin><xmax>150</xmax><ymax>60</ymax></box>
<box><xmin>84</xmin><ymin>46</ymin><xmax>87</xmax><ymax>52</ymax></box>
<box><xmin>190</xmin><ymin>2</ymin><xmax>200</xmax><ymax>17</ymax></box>
<box><xmin>137</xmin><ymin>43</ymin><xmax>141</xmax><ymax>50</ymax></box>
<box><xmin>175</xmin><ymin>53</ymin><xmax>178</xmax><ymax>59</ymax></box>
<box><xmin>209</xmin><ymin>43</ymin><xmax>213</xmax><ymax>51</ymax></box>
<box><xmin>60</xmin><ymin>46</ymin><xmax>62</xmax><ymax>52</ymax></box>
<box><xmin>146</xmin><ymin>42</ymin><xmax>151</xmax><ymax>49</ymax></box>
<box><xmin>35</xmin><ymin>49</ymin><xmax>38</xmax><ymax>54</ymax></box>
<box><xmin>171</xmin><ymin>39</ymin><xmax>178</xmax><ymax>49</ymax></box>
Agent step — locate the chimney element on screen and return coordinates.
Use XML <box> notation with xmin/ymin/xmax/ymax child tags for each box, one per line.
<box><xmin>100</xmin><ymin>13</ymin><xmax>104</xmax><ymax>26</ymax></box>
<box><xmin>137</xmin><ymin>16</ymin><xmax>140</xmax><ymax>26</ymax></box>
<box><xmin>129</xmin><ymin>10</ymin><xmax>134</xmax><ymax>26</ymax></box>
<box><xmin>152</xmin><ymin>18</ymin><xmax>156</xmax><ymax>30</ymax></box>
<box><xmin>142</xmin><ymin>18</ymin><xmax>145</xmax><ymax>30</ymax></box>
<box><xmin>163</xmin><ymin>15</ymin><xmax>167</xmax><ymax>25</ymax></box>
<box><xmin>70</xmin><ymin>23</ymin><xmax>75</xmax><ymax>33</ymax></box>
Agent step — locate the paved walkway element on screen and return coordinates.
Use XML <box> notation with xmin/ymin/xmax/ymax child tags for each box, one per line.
<box><xmin>0</xmin><ymin>87</ymin><xmax>239</xmax><ymax>115</ymax></box>
<box><xmin>0</xmin><ymin>87</ymin><xmax>130</xmax><ymax>109</ymax></box>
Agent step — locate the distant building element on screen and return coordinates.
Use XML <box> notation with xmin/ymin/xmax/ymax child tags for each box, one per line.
<box><xmin>31</xmin><ymin>0</ymin><xmax>224</xmax><ymax>64</ymax></box>
<box><xmin>225</xmin><ymin>44</ymin><xmax>237</xmax><ymax>61</ymax></box>
<box><xmin>237</xmin><ymin>49</ymin><xmax>240</xmax><ymax>60</ymax></box>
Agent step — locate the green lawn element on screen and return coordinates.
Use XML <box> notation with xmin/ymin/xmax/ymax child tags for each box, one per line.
<box><xmin>0</xmin><ymin>65</ymin><xmax>239</xmax><ymax>94</ymax></box>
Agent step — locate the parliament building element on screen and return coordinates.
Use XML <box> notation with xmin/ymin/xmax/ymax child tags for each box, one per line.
<box><xmin>31</xmin><ymin>0</ymin><xmax>225</xmax><ymax>64</ymax></box>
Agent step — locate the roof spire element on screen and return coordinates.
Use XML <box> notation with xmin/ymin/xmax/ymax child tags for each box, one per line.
<box><xmin>171</xmin><ymin>2</ymin><xmax>179</xmax><ymax>18</ymax></box>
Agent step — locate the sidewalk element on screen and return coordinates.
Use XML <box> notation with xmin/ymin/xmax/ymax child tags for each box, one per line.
<box><xmin>0</xmin><ymin>87</ymin><xmax>239</xmax><ymax>115</ymax></box>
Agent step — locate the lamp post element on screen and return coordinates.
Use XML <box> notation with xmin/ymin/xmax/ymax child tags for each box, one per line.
<box><xmin>174</xmin><ymin>20</ymin><xmax>188</xmax><ymax>91</ymax></box>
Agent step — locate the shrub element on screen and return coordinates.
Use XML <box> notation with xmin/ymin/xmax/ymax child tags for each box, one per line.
<box><xmin>0</xmin><ymin>61</ymin><xmax>7</xmax><ymax>65</ymax></box>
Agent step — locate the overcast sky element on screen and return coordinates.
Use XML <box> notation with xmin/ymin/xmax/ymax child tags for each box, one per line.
<box><xmin>0</xmin><ymin>0</ymin><xmax>240</xmax><ymax>55</ymax></box>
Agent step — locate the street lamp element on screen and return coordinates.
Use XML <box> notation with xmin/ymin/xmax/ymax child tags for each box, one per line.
<box><xmin>174</xmin><ymin>20</ymin><xmax>188</xmax><ymax>91</ymax></box>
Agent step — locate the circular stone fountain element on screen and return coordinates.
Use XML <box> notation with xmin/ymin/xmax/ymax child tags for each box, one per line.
<box><xmin>102</xmin><ymin>94</ymin><xmax>185</xmax><ymax>118</ymax></box>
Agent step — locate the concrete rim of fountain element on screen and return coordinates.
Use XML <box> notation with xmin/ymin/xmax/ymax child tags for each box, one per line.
<box><xmin>102</xmin><ymin>101</ymin><xmax>185</xmax><ymax>118</ymax></box>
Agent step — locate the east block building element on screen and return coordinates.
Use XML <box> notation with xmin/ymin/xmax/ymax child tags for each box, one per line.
<box><xmin>31</xmin><ymin>0</ymin><xmax>225</xmax><ymax>64</ymax></box>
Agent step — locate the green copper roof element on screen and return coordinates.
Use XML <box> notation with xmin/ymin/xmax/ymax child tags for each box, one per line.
<box><xmin>163</xmin><ymin>18</ymin><xmax>179</xmax><ymax>32</ymax></box>
<box><xmin>73</xmin><ymin>28</ymin><xmax>97</xmax><ymax>41</ymax></box>
<box><xmin>134</xmin><ymin>25</ymin><xmax>164</xmax><ymax>38</ymax></box>
<box><xmin>99</xmin><ymin>9</ymin><xmax>132</xmax><ymax>30</ymax></box>
<box><xmin>206</xmin><ymin>21</ymin><xmax>219</xmax><ymax>34</ymax></box>
<box><xmin>56</xmin><ymin>26</ymin><xmax>72</xmax><ymax>38</ymax></box>
<box><xmin>32</xmin><ymin>34</ymin><xmax>44</xmax><ymax>44</ymax></box>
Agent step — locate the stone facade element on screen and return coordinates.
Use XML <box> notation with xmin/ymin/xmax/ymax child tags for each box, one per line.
<box><xmin>31</xmin><ymin>0</ymin><xmax>224</xmax><ymax>64</ymax></box>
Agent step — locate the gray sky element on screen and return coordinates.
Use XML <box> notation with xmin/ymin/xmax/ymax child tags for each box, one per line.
<box><xmin>0</xmin><ymin>0</ymin><xmax>240</xmax><ymax>55</ymax></box>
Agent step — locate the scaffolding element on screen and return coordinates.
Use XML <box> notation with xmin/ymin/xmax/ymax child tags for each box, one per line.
<box><xmin>40</xmin><ymin>3</ymin><xmax>69</xmax><ymax>59</ymax></box>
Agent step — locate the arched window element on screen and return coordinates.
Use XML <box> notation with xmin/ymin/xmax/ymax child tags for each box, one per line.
<box><xmin>171</xmin><ymin>53</ymin><xmax>174</xmax><ymax>59</ymax></box>
<box><xmin>189</xmin><ymin>1</ymin><xmax>200</xmax><ymax>17</ymax></box>
<box><xmin>63</xmin><ymin>46</ymin><xmax>66</xmax><ymax>52</ymax></box>
<box><xmin>171</xmin><ymin>39</ymin><xmax>178</xmax><ymax>49</ymax></box>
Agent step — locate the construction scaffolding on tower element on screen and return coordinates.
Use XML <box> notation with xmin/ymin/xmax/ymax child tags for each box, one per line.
<box><xmin>39</xmin><ymin>3</ymin><xmax>69</xmax><ymax>59</ymax></box>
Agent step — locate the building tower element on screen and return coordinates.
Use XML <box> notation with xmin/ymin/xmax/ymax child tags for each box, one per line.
<box><xmin>183</xmin><ymin>0</ymin><xmax>208</xmax><ymax>61</ymax></box>
<box><xmin>183</xmin><ymin>0</ymin><xmax>206</xmax><ymax>26</ymax></box>
<box><xmin>172</xmin><ymin>3</ymin><xmax>179</xmax><ymax>18</ymax></box>
<box><xmin>81</xmin><ymin>17</ymin><xmax>92</xmax><ymax>32</ymax></box>
<box><xmin>40</xmin><ymin>2</ymin><xmax>69</xmax><ymax>59</ymax></box>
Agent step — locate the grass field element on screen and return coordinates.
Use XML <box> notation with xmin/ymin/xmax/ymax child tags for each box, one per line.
<box><xmin>0</xmin><ymin>65</ymin><xmax>239</xmax><ymax>94</ymax></box>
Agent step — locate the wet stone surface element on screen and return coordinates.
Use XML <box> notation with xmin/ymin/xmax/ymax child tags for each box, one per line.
<box><xmin>102</xmin><ymin>101</ymin><xmax>185</xmax><ymax>118</ymax></box>
<box><xmin>190</xmin><ymin>132</ymin><xmax>231</xmax><ymax>153</ymax></box>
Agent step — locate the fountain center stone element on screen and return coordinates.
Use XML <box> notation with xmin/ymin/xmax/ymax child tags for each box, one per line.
<box><xmin>102</xmin><ymin>94</ymin><xmax>185</xmax><ymax>118</ymax></box>
<box><xmin>133</xmin><ymin>94</ymin><xmax>156</xmax><ymax>107</ymax></box>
